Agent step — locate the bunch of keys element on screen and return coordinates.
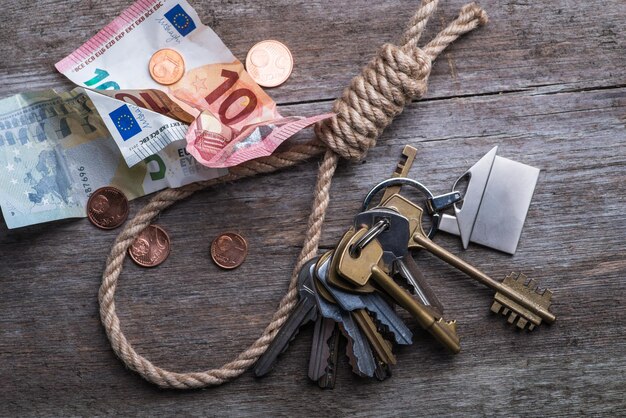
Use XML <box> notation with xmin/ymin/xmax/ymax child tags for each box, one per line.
<box><xmin>254</xmin><ymin>145</ymin><xmax>556</xmax><ymax>389</ymax></box>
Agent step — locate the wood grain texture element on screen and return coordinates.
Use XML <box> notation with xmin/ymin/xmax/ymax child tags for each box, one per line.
<box><xmin>0</xmin><ymin>0</ymin><xmax>625</xmax><ymax>416</ymax></box>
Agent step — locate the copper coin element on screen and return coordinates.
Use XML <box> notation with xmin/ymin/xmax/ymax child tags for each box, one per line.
<box><xmin>211</xmin><ymin>232</ymin><xmax>248</xmax><ymax>269</ymax></box>
<box><xmin>128</xmin><ymin>225</ymin><xmax>171</xmax><ymax>267</ymax></box>
<box><xmin>87</xmin><ymin>186</ymin><xmax>129</xmax><ymax>230</ymax></box>
<box><xmin>149</xmin><ymin>48</ymin><xmax>185</xmax><ymax>85</ymax></box>
<box><xmin>245</xmin><ymin>40</ymin><xmax>293</xmax><ymax>88</ymax></box>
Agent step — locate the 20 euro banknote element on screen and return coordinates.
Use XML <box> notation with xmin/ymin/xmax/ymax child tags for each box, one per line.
<box><xmin>55</xmin><ymin>0</ymin><xmax>318</xmax><ymax>169</ymax></box>
<box><xmin>0</xmin><ymin>89</ymin><xmax>224</xmax><ymax>229</ymax></box>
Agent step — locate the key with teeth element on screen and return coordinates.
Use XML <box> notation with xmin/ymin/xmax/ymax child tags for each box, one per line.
<box><xmin>322</xmin><ymin>248</ymin><xmax>413</xmax><ymax>345</ymax></box>
<box><xmin>379</xmin><ymin>145</ymin><xmax>418</xmax><ymax>204</ymax></box>
<box><xmin>317</xmin><ymin>252</ymin><xmax>397</xmax><ymax>366</ymax></box>
<box><xmin>337</xmin><ymin>228</ymin><xmax>461</xmax><ymax>353</ymax></box>
<box><xmin>312</xmin><ymin>252</ymin><xmax>377</xmax><ymax>377</ymax></box>
<box><xmin>308</xmin><ymin>316</ymin><xmax>341</xmax><ymax>388</ymax></box>
<box><xmin>393</xmin><ymin>199</ymin><xmax>556</xmax><ymax>329</ymax></box>
<box><xmin>254</xmin><ymin>257</ymin><xmax>318</xmax><ymax>377</ymax></box>
<box><xmin>316</xmin><ymin>319</ymin><xmax>341</xmax><ymax>389</ymax></box>
<box><xmin>394</xmin><ymin>254</ymin><xmax>445</xmax><ymax>315</ymax></box>
<box><xmin>316</xmin><ymin>252</ymin><xmax>396</xmax><ymax>367</ymax></box>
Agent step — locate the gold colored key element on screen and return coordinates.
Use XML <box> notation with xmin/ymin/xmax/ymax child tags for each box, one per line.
<box><xmin>352</xmin><ymin>309</ymin><xmax>396</xmax><ymax>366</ymax></box>
<box><xmin>327</xmin><ymin>228</ymin><xmax>377</xmax><ymax>294</ymax></box>
<box><xmin>337</xmin><ymin>228</ymin><xmax>461</xmax><ymax>353</ymax></box>
<box><xmin>379</xmin><ymin>145</ymin><xmax>417</xmax><ymax>204</ymax></box>
<box><xmin>388</xmin><ymin>199</ymin><xmax>556</xmax><ymax>330</ymax></box>
<box><xmin>315</xmin><ymin>251</ymin><xmax>396</xmax><ymax>365</ymax></box>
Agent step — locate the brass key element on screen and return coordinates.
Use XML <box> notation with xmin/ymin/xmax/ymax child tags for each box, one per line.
<box><xmin>327</xmin><ymin>227</ymin><xmax>377</xmax><ymax>294</ymax></box>
<box><xmin>379</xmin><ymin>145</ymin><xmax>417</xmax><ymax>204</ymax></box>
<box><xmin>387</xmin><ymin>199</ymin><xmax>556</xmax><ymax>330</ymax></box>
<box><xmin>377</xmin><ymin>148</ymin><xmax>445</xmax><ymax>313</ymax></box>
<box><xmin>337</xmin><ymin>228</ymin><xmax>460</xmax><ymax>353</ymax></box>
<box><xmin>352</xmin><ymin>309</ymin><xmax>396</xmax><ymax>366</ymax></box>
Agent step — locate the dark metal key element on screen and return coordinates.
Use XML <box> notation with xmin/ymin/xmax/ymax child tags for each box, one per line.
<box><xmin>254</xmin><ymin>258</ymin><xmax>319</xmax><ymax>377</ymax></box>
<box><xmin>308</xmin><ymin>316</ymin><xmax>337</xmax><ymax>382</ymax></box>
<box><xmin>316</xmin><ymin>320</ymin><xmax>341</xmax><ymax>389</ymax></box>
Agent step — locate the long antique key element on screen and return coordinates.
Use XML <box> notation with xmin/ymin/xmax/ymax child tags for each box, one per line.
<box><xmin>379</xmin><ymin>144</ymin><xmax>417</xmax><ymax>204</ymax></box>
<box><xmin>387</xmin><ymin>198</ymin><xmax>556</xmax><ymax>329</ymax></box>
<box><xmin>337</xmin><ymin>228</ymin><xmax>461</xmax><ymax>353</ymax></box>
<box><xmin>254</xmin><ymin>258</ymin><xmax>319</xmax><ymax>377</ymax></box>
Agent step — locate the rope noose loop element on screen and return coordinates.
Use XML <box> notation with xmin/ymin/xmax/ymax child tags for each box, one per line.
<box><xmin>99</xmin><ymin>0</ymin><xmax>488</xmax><ymax>389</ymax></box>
<box><xmin>315</xmin><ymin>43</ymin><xmax>432</xmax><ymax>160</ymax></box>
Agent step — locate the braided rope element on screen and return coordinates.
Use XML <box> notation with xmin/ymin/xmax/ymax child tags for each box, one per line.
<box><xmin>99</xmin><ymin>0</ymin><xmax>488</xmax><ymax>389</ymax></box>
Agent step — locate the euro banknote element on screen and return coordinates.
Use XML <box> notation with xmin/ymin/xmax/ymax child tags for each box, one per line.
<box><xmin>0</xmin><ymin>89</ymin><xmax>225</xmax><ymax>229</ymax></box>
<box><xmin>186</xmin><ymin>111</ymin><xmax>334</xmax><ymax>168</ymax></box>
<box><xmin>55</xmin><ymin>0</ymin><xmax>316</xmax><ymax>169</ymax></box>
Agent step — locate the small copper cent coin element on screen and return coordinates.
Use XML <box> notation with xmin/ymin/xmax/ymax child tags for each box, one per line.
<box><xmin>149</xmin><ymin>48</ymin><xmax>185</xmax><ymax>85</ymax></box>
<box><xmin>128</xmin><ymin>225</ymin><xmax>171</xmax><ymax>267</ymax></box>
<box><xmin>245</xmin><ymin>40</ymin><xmax>293</xmax><ymax>88</ymax></box>
<box><xmin>87</xmin><ymin>186</ymin><xmax>129</xmax><ymax>230</ymax></box>
<box><xmin>211</xmin><ymin>232</ymin><xmax>248</xmax><ymax>269</ymax></box>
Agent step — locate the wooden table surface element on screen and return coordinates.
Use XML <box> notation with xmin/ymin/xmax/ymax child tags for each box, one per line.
<box><xmin>1</xmin><ymin>0</ymin><xmax>625</xmax><ymax>416</ymax></box>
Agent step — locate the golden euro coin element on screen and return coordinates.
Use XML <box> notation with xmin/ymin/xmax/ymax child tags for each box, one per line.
<box><xmin>245</xmin><ymin>40</ymin><xmax>293</xmax><ymax>88</ymax></box>
<box><xmin>149</xmin><ymin>48</ymin><xmax>185</xmax><ymax>85</ymax></box>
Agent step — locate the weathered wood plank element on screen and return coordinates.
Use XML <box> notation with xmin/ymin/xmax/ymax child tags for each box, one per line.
<box><xmin>0</xmin><ymin>0</ymin><xmax>624</xmax><ymax>102</ymax></box>
<box><xmin>1</xmin><ymin>82</ymin><xmax>624</xmax><ymax>415</ymax></box>
<box><xmin>1</xmin><ymin>0</ymin><xmax>625</xmax><ymax>415</ymax></box>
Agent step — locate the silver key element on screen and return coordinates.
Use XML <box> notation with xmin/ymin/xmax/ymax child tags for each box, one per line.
<box><xmin>394</xmin><ymin>254</ymin><xmax>444</xmax><ymax>316</ymax></box>
<box><xmin>353</xmin><ymin>207</ymin><xmax>410</xmax><ymax>270</ymax></box>
<box><xmin>312</xmin><ymin>259</ymin><xmax>377</xmax><ymax>378</ymax></box>
<box><xmin>317</xmin><ymin>254</ymin><xmax>412</xmax><ymax>345</ymax></box>
<box><xmin>254</xmin><ymin>258</ymin><xmax>319</xmax><ymax>377</ymax></box>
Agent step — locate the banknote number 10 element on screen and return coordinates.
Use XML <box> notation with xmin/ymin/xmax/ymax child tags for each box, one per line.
<box><xmin>205</xmin><ymin>70</ymin><xmax>257</xmax><ymax>125</ymax></box>
<box><xmin>84</xmin><ymin>68</ymin><xmax>120</xmax><ymax>90</ymax></box>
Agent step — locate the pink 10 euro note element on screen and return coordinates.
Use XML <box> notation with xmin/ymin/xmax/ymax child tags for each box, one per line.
<box><xmin>55</xmin><ymin>0</ymin><xmax>329</xmax><ymax>168</ymax></box>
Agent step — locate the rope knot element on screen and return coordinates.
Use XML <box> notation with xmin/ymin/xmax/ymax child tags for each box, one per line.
<box><xmin>315</xmin><ymin>43</ymin><xmax>432</xmax><ymax>161</ymax></box>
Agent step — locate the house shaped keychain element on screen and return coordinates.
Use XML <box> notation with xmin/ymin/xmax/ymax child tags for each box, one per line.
<box><xmin>438</xmin><ymin>147</ymin><xmax>540</xmax><ymax>255</ymax></box>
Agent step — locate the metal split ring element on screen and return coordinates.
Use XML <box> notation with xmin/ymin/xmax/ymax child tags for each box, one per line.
<box><xmin>349</xmin><ymin>218</ymin><xmax>389</xmax><ymax>257</ymax></box>
<box><xmin>361</xmin><ymin>177</ymin><xmax>440</xmax><ymax>239</ymax></box>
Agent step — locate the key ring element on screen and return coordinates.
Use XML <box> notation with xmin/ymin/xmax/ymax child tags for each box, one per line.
<box><xmin>361</xmin><ymin>177</ymin><xmax>440</xmax><ymax>239</ymax></box>
<box><xmin>349</xmin><ymin>218</ymin><xmax>389</xmax><ymax>257</ymax></box>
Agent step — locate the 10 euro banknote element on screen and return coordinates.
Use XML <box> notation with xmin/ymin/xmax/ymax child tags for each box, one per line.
<box><xmin>0</xmin><ymin>89</ymin><xmax>224</xmax><ymax>229</ymax></box>
<box><xmin>55</xmin><ymin>0</ymin><xmax>324</xmax><ymax>169</ymax></box>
